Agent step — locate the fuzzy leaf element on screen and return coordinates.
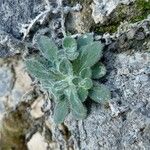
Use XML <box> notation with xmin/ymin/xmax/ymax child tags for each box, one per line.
<box><xmin>41</xmin><ymin>79</ymin><xmax>54</xmax><ymax>90</ymax></box>
<box><xmin>79</xmin><ymin>67</ymin><xmax>92</xmax><ymax>79</ymax></box>
<box><xmin>53</xmin><ymin>81</ymin><xmax>69</xmax><ymax>97</ymax></box>
<box><xmin>92</xmin><ymin>62</ymin><xmax>106</xmax><ymax>79</ymax></box>
<box><xmin>63</xmin><ymin>36</ymin><xmax>77</xmax><ymax>52</ymax></box>
<box><xmin>36</xmin><ymin>56</ymin><xmax>53</xmax><ymax>69</ymax></box>
<box><xmin>79</xmin><ymin>78</ymin><xmax>93</xmax><ymax>90</ymax></box>
<box><xmin>51</xmin><ymin>88</ymin><xmax>63</xmax><ymax>102</ymax></box>
<box><xmin>77</xmin><ymin>33</ymin><xmax>94</xmax><ymax>48</ymax></box>
<box><xmin>73</xmin><ymin>41</ymin><xmax>104</xmax><ymax>74</ymax></box>
<box><xmin>57</xmin><ymin>50</ymin><xmax>66</xmax><ymax>59</ymax></box>
<box><xmin>26</xmin><ymin>59</ymin><xmax>52</xmax><ymax>80</ymax></box>
<box><xmin>54</xmin><ymin>80</ymin><xmax>69</xmax><ymax>92</ymax></box>
<box><xmin>37</xmin><ymin>36</ymin><xmax>58</xmax><ymax>62</ymax></box>
<box><xmin>89</xmin><ymin>83</ymin><xmax>111</xmax><ymax>103</ymax></box>
<box><xmin>26</xmin><ymin>59</ymin><xmax>64</xmax><ymax>81</ymax></box>
<box><xmin>67</xmin><ymin>88</ymin><xmax>87</xmax><ymax>119</ymax></box>
<box><xmin>78</xmin><ymin>87</ymin><xmax>88</xmax><ymax>102</ymax></box>
<box><xmin>63</xmin><ymin>37</ymin><xmax>78</xmax><ymax>60</ymax></box>
<box><xmin>66</xmin><ymin>51</ymin><xmax>79</xmax><ymax>61</ymax></box>
<box><xmin>54</xmin><ymin>98</ymin><xmax>69</xmax><ymax>124</ymax></box>
<box><xmin>25</xmin><ymin>34</ymin><xmax>110</xmax><ymax>123</ymax></box>
<box><xmin>59</xmin><ymin>58</ymin><xmax>73</xmax><ymax>75</ymax></box>
<box><xmin>72</xmin><ymin>77</ymin><xmax>82</xmax><ymax>86</ymax></box>
<box><xmin>40</xmin><ymin>80</ymin><xmax>62</xmax><ymax>102</ymax></box>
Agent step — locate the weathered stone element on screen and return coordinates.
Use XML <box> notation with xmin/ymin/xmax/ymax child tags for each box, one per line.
<box><xmin>91</xmin><ymin>0</ymin><xmax>135</xmax><ymax>24</ymax></box>
<box><xmin>46</xmin><ymin>51</ymin><xmax>149</xmax><ymax>150</ymax></box>
<box><xmin>30</xmin><ymin>97</ymin><xmax>45</xmax><ymax>119</ymax></box>
<box><xmin>66</xmin><ymin>3</ymin><xmax>93</xmax><ymax>33</ymax></box>
<box><xmin>0</xmin><ymin>67</ymin><xmax>13</xmax><ymax>97</ymax></box>
<box><xmin>11</xmin><ymin>60</ymin><xmax>32</xmax><ymax>106</ymax></box>
<box><xmin>0</xmin><ymin>0</ymin><xmax>150</xmax><ymax>150</ymax></box>
<box><xmin>27</xmin><ymin>132</ymin><xmax>48</xmax><ymax>150</ymax></box>
<box><xmin>0</xmin><ymin>0</ymin><xmax>45</xmax><ymax>39</ymax></box>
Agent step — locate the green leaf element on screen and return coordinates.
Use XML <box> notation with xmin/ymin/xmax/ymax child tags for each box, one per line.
<box><xmin>57</xmin><ymin>49</ymin><xmax>66</xmax><ymax>59</ymax></box>
<box><xmin>36</xmin><ymin>56</ymin><xmax>53</xmax><ymax>69</ymax></box>
<box><xmin>77</xmin><ymin>33</ymin><xmax>94</xmax><ymax>48</ymax></box>
<box><xmin>66</xmin><ymin>51</ymin><xmax>79</xmax><ymax>61</ymax></box>
<box><xmin>53</xmin><ymin>80</ymin><xmax>69</xmax><ymax>97</ymax></box>
<box><xmin>73</xmin><ymin>41</ymin><xmax>104</xmax><ymax>74</ymax></box>
<box><xmin>63</xmin><ymin>37</ymin><xmax>78</xmax><ymax>60</ymax></box>
<box><xmin>59</xmin><ymin>58</ymin><xmax>73</xmax><ymax>75</ymax></box>
<box><xmin>89</xmin><ymin>83</ymin><xmax>111</xmax><ymax>103</ymax></box>
<box><xmin>41</xmin><ymin>80</ymin><xmax>62</xmax><ymax>102</ymax></box>
<box><xmin>54</xmin><ymin>98</ymin><xmax>69</xmax><ymax>124</ymax></box>
<box><xmin>26</xmin><ymin>59</ymin><xmax>64</xmax><ymax>81</ymax></box>
<box><xmin>78</xmin><ymin>87</ymin><xmax>88</xmax><ymax>102</ymax></box>
<box><xmin>67</xmin><ymin>88</ymin><xmax>87</xmax><ymax>119</ymax></box>
<box><xmin>72</xmin><ymin>77</ymin><xmax>82</xmax><ymax>86</ymax></box>
<box><xmin>79</xmin><ymin>67</ymin><xmax>92</xmax><ymax>79</ymax></box>
<box><xmin>37</xmin><ymin>36</ymin><xmax>58</xmax><ymax>62</ymax></box>
<box><xmin>41</xmin><ymin>79</ymin><xmax>54</xmax><ymax>90</ymax></box>
<box><xmin>26</xmin><ymin>59</ymin><xmax>52</xmax><ymax>80</ymax></box>
<box><xmin>54</xmin><ymin>80</ymin><xmax>69</xmax><ymax>92</ymax></box>
<box><xmin>79</xmin><ymin>78</ymin><xmax>93</xmax><ymax>90</ymax></box>
<box><xmin>92</xmin><ymin>62</ymin><xmax>106</xmax><ymax>79</ymax></box>
<box><xmin>63</xmin><ymin>36</ymin><xmax>77</xmax><ymax>52</ymax></box>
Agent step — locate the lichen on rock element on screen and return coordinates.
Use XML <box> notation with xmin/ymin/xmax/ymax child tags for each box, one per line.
<box><xmin>91</xmin><ymin>0</ymin><xmax>150</xmax><ymax>34</ymax></box>
<box><xmin>0</xmin><ymin>0</ymin><xmax>150</xmax><ymax>149</ymax></box>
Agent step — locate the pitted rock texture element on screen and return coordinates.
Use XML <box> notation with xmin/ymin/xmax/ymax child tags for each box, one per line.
<box><xmin>27</xmin><ymin>132</ymin><xmax>48</xmax><ymax>150</ymax></box>
<box><xmin>0</xmin><ymin>0</ymin><xmax>150</xmax><ymax>150</ymax></box>
<box><xmin>0</xmin><ymin>0</ymin><xmax>44</xmax><ymax>39</ymax></box>
<box><xmin>0</xmin><ymin>58</ymin><xmax>32</xmax><ymax>114</ymax></box>
<box><xmin>0</xmin><ymin>67</ymin><xmax>13</xmax><ymax>97</ymax></box>
<box><xmin>0</xmin><ymin>0</ymin><xmax>46</xmax><ymax>57</ymax></box>
<box><xmin>91</xmin><ymin>0</ymin><xmax>135</xmax><ymax>23</ymax></box>
<box><xmin>46</xmin><ymin>51</ymin><xmax>150</xmax><ymax>150</ymax></box>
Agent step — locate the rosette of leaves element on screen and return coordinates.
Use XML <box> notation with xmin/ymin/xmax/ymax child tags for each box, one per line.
<box><xmin>26</xmin><ymin>33</ymin><xmax>110</xmax><ymax>124</ymax></box>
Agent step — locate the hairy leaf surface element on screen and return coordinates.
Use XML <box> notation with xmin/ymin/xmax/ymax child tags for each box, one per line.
<box><xmin>89</xmin><ymin>83</ymin><xmax>111</xmax><ymax>103</ymax></box>
<box><xmin>79</xmin><ymin>78</ymin><xmax>93</xmax><ymax>90</ymax></box>
<box><xmin>37</xmin><ymin>36</ymin><xmax>58</xmax><ymax>62</ymax></box>
<box><xmin>73</xmin><ymin>41</ymin><xmax>104</xmax><ymax>74</ymax></box>
<box><xmin>26</xmin><ymin>34</ymin><xmax>109</xmax><ymax>124</ymax></box>
<box><xmin>68</xmin><ymin>88</ymin><xmax>87</xmax><ymax>119</ymax></box>
<box><xmin>26</xmin><ymin>59</ymin><xmax>64</xmax><ymax>81</ymax></box>
<box><xmin>79</xmin><ymin>67</ymin><xmax>92</xmax><ymax>79</ymax></box>
<box><xmin>54</xmin><ymin>98</ymin><xmax>69</xmax><ymax>124</ymax></box>
<box><xmin>59</xmin><ymin>58</ymin><xmax>73</xmax><ymax>75</ymax></box>
<box><xmin>63</xmin><ymin>36</ymin><xmax>77</xmax><ymax>52</ymax></box>
<box><xmin>92</xmin><ymin>62</ymin><xmax>106</xmax><ymax>79</ymax></box>
<box><xmin>77</xmin><ymin>33</ymin><xmax>94</xmax><ymax>48</ymax></box>
<box><xmin>78</xmin><ymin>87</ymin><xmax>88</xmax><ymax>102</ymax></box>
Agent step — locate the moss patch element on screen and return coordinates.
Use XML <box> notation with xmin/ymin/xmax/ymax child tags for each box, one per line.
<box><xmin>134</xmin><ymin>0</ymin><xmax>150</xmax><ymax>22</ymax></box>
<box><xmin>91</xmin><ymin>0</ymin><xmax>150</xmax><ymax>34</ymax></box>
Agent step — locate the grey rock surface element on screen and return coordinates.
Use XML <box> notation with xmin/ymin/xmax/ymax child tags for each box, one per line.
<box><xmin>0</xmin><ymin>67</ymin><xmax>13</xmax><ymax>97</ymax></box>
<box><xmin>91</xmin><ymin>0</ymin><xmax>135</xmax><ymax>23</ymax></box>
<box><xmin>46</xmin><ymin>16</ymin><xmax>150</xmax><ymax>150</ymax></box>
<box><xmin>0</xmin><ymin>0</ymin><xmax>150</xmax><ymax>150</ymax></box>
<box><xmin>47</xmin><ymin>51</ymin><xmax>150</xmax><ymax>150</ymax></box>
<box><xmin>0</xmin><ymin>0</ymin><xmax>45</xmax><ymax>57</ymax></box>
<box><xmin>0</xmin><ymin>59</ymin><xmax>32</xmax><ymax>115</ymax></box>
<box><xmin>0</xmin><ymin>0</ymin><xmax>44</xmax><ymax>38</ymax></box>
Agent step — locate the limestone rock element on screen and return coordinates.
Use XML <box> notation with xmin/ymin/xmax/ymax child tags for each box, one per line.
<box><xmin>47</xmin><ymin>51</ymin><xmax>150</xmax><ymax>150</ymax></box>
<box><xmin>0</xmin><ymin>67</ymin><xmax>13</xmax><ymax>97</ymax></box>
<box><xmin>27</xmin><ymin>132</ymin><xmax>48</xmax><ymax>150</ymax></box>
<box><xmin>0</xmin><ymin>0</ymin><xmax>150</xmax><ymax>150</ymax></box>
<box><xmin>91</xmin><ymin>0</ymin><xmax>135</xmax><ymax>23</ymax></box>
